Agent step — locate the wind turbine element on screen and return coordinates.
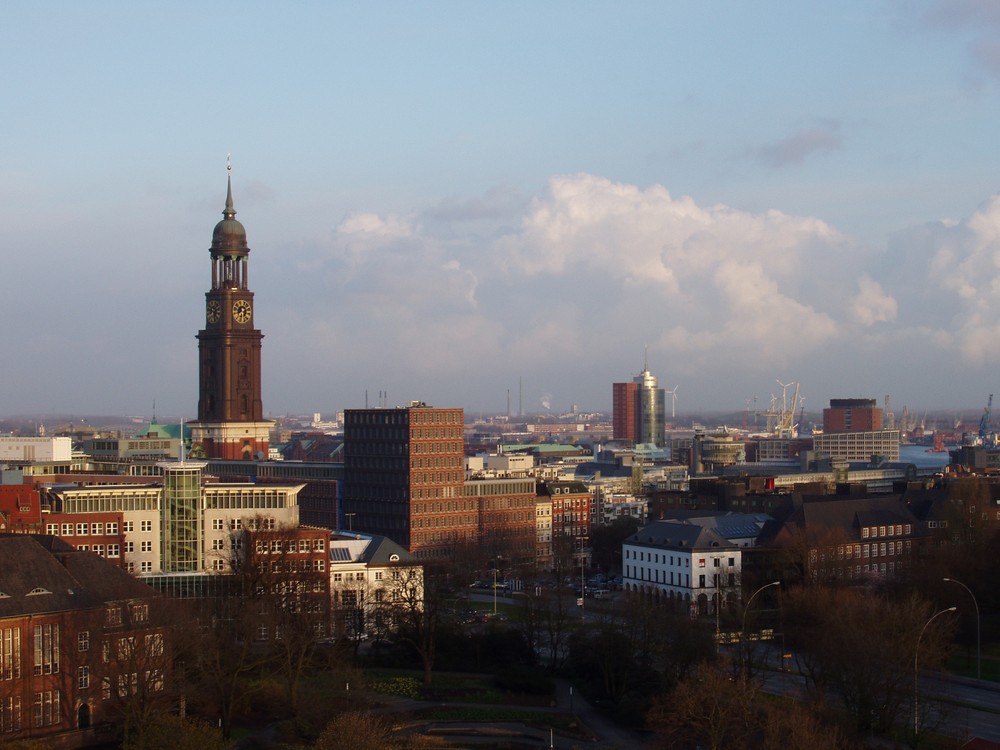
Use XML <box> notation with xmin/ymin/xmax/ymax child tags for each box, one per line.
<box><xmin>667</xmin><ymin>385</ymin><xmax>678</xmax><ymax>419</ymax></box>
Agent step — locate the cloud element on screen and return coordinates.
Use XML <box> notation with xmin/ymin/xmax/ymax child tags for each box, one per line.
<box><xmin>256</xmin><ymin>173</ymin><xmax>1000</xmax><ymax>412</ymax></box>
<box><xmin>916</xmin><ymin>0</ymin><xmax>1000</xmax><ymax>83</ymax></box>
<box><xmin>755</xmin><ymin>123</ymin><xmax>843</xmax><ymax>167</ymax></box>
<box><xmin>852</xmin><ymin>276</ymin><xmax>898</xmax><ymax>326</ymax></box>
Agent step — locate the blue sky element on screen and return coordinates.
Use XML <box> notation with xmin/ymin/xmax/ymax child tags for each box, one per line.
<box><xmin>3</xmin><ymin>1</ymin><xmax>1000</xmax><ymax>419</ymax></box>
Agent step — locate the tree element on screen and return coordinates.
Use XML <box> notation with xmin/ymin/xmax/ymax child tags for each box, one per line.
<box><xmin>383</xmin><ymin>560</ymin><xmax>438</xmax><ymax>685</ymax></box>
<box><xmin>590</xmin><ymin>516</ymin><xmax>640</xmax><ymax>574</ymax></box>
<box><xmin>781</xmin><ymin>586</ymin><xmax>956</xmax><ymax>735</ymax></box>
<box><xmin>646</xmin><ymin>663</ymin><xmax>759</xmax><ymax>750</ymax></box>
<box><xmin>92</xmin><ymin>598</ymin><xmax>181</xmax><ymax>750</ymax></box>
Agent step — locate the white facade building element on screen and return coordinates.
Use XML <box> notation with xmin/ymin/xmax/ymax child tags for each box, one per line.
<box><xmin>623</xmin><ymin>520</ymin><xmax>741</xmax><ymax>615</ymax></box>
<box><xmin>0</xmin><ymin>436</ymin><xmax>72</xmax><ymax>463</ymax></box>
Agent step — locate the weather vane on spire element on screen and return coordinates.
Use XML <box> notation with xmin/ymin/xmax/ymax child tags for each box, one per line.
<box><xmin>227</xmin><ymin>153</ymin><xmax>232</xmax><ymax>174</ymax></box>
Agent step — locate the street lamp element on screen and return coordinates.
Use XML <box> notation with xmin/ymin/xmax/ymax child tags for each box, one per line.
<box><xmin>493</xmin><ymin>556</ymin><xmax>500</xmax><ymax>616</ymax></box>
<box><xmin>741</xmin><ymin>581</ymin><xmax>780</xmax><ymax>676</ymax></box>
<box><xmin>943</xmin><ymin>578</ymin><xmax>981</xmax><ymax>680</ymax></box>
<box><xmin>914</xmin><ymin>606</ymin><xmax>957</xmax><ymax>739</ymax></box>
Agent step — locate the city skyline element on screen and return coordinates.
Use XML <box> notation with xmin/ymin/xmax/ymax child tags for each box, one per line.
<box><xmin>4</xmin><ymin>3</ymin><xmax>1000</xmax><ymax>417</ymax></box>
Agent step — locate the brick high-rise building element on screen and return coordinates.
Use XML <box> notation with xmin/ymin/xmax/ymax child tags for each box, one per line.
<box><xmin>822</xmin><ymin>398</ymin><xmax>882</xmax><ymax>434</ymax></box>
<box><xmin>612</xmin><ymin>382</ymin><xmax>638</xmax><ymax>442</ymax></box>
<box><xmin>343</xmin><ymin>403</ymin><xmax>467</xmax><ymax>558</ymax></box>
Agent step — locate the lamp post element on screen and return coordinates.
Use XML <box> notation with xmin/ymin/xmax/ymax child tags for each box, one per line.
<box><xmin>741</xmin><ymin>580</ymin><xmax>780</xmax><ymax>676</ymax></box>
<box><xmin>914</xmin><ymin>606</ymin><xmax>957</xmax><ymax>739</ymax></box>
<box><xmin>493</xmin><ymin>556</ymin><xmax>500</xmax><ymax>616</ymax></box>
<box><xmin>579</xmin><ymin>537</ymin><xmax>587</xmax><ymax>623</ymax></box>
<box><xmin>943</xmin><ymin>578</ymin><xmax>980</xmax><ymax>680</ymax></box>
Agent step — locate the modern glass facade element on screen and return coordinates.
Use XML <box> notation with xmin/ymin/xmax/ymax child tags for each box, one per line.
<box><xmin>160</xmin><ymin>462</ymin><xmax>206</xmax><ymax>572</ymax></box>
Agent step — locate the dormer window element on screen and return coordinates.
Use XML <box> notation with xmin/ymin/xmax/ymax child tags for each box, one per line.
<box><xmin>26</xmin><ymin>587</ymin><xmax>51</xmax><ymax>596</ymax></box>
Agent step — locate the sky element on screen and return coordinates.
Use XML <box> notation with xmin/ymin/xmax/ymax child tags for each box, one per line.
<box><xmin>3</xmin><ymin>1</ymin><xmax>1000</xmax><ymax>420</ymax></box>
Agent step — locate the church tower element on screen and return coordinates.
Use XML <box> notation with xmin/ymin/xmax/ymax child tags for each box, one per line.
<box><xmin>190</xmin><ymin>165</ymin><xmax>273</xmax><ymax>459</ymax></box>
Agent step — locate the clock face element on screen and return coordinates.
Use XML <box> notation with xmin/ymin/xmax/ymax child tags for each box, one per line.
<box><xmin>206</xmin><ymin>300</ymin><xmax>221</xmax><ymax>324</ymax></box>
<box><xmin>232</xmin><ymin>300</ymin><xmax>252</xmax><ymax>324</ymax></box>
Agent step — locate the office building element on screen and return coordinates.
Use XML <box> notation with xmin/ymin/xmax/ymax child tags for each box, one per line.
<box><xmin>612</xmin><ymin>360</ymin><xmax>666</xmax><ymax>447</ymax></box>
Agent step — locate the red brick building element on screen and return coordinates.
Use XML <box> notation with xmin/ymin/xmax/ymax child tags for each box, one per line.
<box><xmin>0</xmin><ymin>535</ymin><xmax>167</xmax><ymax>746</ymax></box>
<box><xmin>612</xmin><ymin>381</ymin><xmax>639</xmax><ymax>443</ymax></box>
<box><xmin>343</xmin><ymin>403</ymin><xmax>467</xmax><ymax>558</ymax></box>
<box><xmin>0</xmin><ymin>484</ymin><xmax>43</xmax><ymax>534</ymax></box>
<box><xmin>823</xmin><ymin>398</ymin><xmax>882</xmax><ymax>433</ymax></box>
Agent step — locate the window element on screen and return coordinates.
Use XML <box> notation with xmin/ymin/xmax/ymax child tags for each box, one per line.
<box><xmin>76</xmin><ymin>523</ymin><xmax>87</xmax><ymax>535</ymax></box>
<box><xmin>32</xmin><ymin>690</ymin><xmax>59</xmax><ymax>728</ymax></box>
<box><xmin>713</xmin><ymin>558</ymin><xmax>720</xmax><ymax>568</ymax></box>
<box><xmin>211</xmin><ymin>539</ymin><xmax>226</xmax><ymax>551</ymax></box>
<box><xmin>107</xmin><ymin>522</ymin><xmax>118</xmax><ymax>535</ymax></box>
<box><xmin>0</xmin><ymin>695</ymin><xmax>21</xmax><ymax>733</ymax></box>
<box><xmin>32</xmin><ymin>624</ymin><xmax>59</xmax><ymax>676</ymax></box>
<box><xmin>141</xmin><ymin>541</ymin><xmax>152</xmax><ymax>553</ymax></box>
<box><xmin>728</xmin><ymin>558</ymin><xmax>735</xmax><ymax>567</ymax></box>
<box><xmin>61</xmin><ymin>523</ymin><xmax>73</xmax><ymax>536</ymax></box>
<box><xmin>140</xmin><ymin>561</ymin><xmax>152</xmax><ymax>573</ymax></box>
<box><xmin>77</xmin><ymin>666</ymin><xmax>89</xmax><ymax>689</ymax></box>
<box><xmin>140</xmin><ymin>520</ymin><xmax>152</xmax><ymax>533</ymax></box>
<box><xmin>125</xmin><ymin>541</ymin><xmax>134</xmax><ymax>553</ymax></box>
<box><xmin>1</xmin><ymin>627</ymin><xmax>21</xmax><ymax>680</ymax></box>
<box><xmin>78</xmin><ymin>631</ymin><xmax>89</xmax><ymax>652</ymax></box>
<box><xmin>212</xmin><ymin>559</ymin><xmax>226</xmax><ymax>571</ymax></box>
<box><xmin>46</xmin><ymin>523</ymin><xmax>58</xmax><ymax>535</ymax></box>
<box><xmin>212</xmin><ymin>519</ymin><xmax>225</xmax><ymax>530</ymax></box>
<box><xmin>93</xmin><ymin>545</ymin><xmax>104</xmax><ymax>556</ymax></box>
<box><xmin>313</xmin><ymin>538</ymin><xmax>326</xmax><ymax>552</ymax></box>
<box><xmin>107</xmin><ymin>607</ymin><xmax>122</xmax><ymax>626</ymax></box>
<box><xmin>108</xmin><ymin>544</ymin><xmax>120</xmax><ymax>558</ymax></box>
<box><xmin>123</xmin><ymin>521</ymin><xmax>134</xmax><ymax>533</ymax></box>
<box><xmin>698</xmin><ymin>575</ymin><xmax>705</xmax><ymax>587</ymax></box>
<box><xmin>862</xmin><ymin>527</ymin><xmax>870</xmax><ymax>538</ymax></box>
<box><xmin>374</xmin><ymin>571</ymin><xmax>383</xmax><ymax>581</ymax></box>
<box><xmin>131</xmin><ymin>604</ymin><xmax>149</xmax><ymax>624</ymax></box>
<box><xmin>91</xmin><ymin>523</ymin><xmax>103</xmax><ymax>535</ymax></box>
<box><xmin>698</xmin><ymin>558</ymin><xmax>705</xmax><ymax>568</ymax></box>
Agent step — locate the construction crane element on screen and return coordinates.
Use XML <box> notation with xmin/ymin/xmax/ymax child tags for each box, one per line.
<box><xmin>979</xmin><ymin>394</ymin><xmax>993</xmax><ymax>441</ymax></box>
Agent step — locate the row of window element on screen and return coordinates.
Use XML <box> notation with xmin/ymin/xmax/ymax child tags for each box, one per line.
<box><xmin>625</xmin><ymin>549</ymin><xmax>693</xmax><ymax>567</ymax></box>
<box><xmin>860</xmin><ymin>523</ymin><xmax>911</xmax><ymax>539</ymax></box>
<box><xmin>46</xmin><ymin>522</ymin><xmax>121</xmax><ymax>536</ymax></box>
<box><xmin>252</xmin><ymin>538</ymin><xmax>326</xmax><ymax>554</ymax></box>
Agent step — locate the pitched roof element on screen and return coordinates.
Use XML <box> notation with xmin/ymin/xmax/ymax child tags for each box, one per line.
<box><xmin>0</xmin><ymin>535</ymin><xmax>158</xmax><ymax>620</ymax></box>
<box><xmin>627</xmin><ymin>520</ymin><xmax>737</xmax><ymax>551</ymax></box>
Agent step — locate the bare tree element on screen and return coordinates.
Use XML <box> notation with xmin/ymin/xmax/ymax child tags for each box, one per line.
<box><xmin>782</xmin><ymin>586</ymin><xmax>955</xmax><ymax>735</ymax></box>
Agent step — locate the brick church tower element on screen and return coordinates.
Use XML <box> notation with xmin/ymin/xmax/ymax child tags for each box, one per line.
<box><xmin>190</xmin><ymin>165</ymin><xmax>273</xmax><ymax>459</ymax></box>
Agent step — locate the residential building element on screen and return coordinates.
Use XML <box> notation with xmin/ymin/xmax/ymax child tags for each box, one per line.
<box><xmin>537</xmin><ymin>480</ymin><xmax>593</xmax><ymax>569</ymax></box>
